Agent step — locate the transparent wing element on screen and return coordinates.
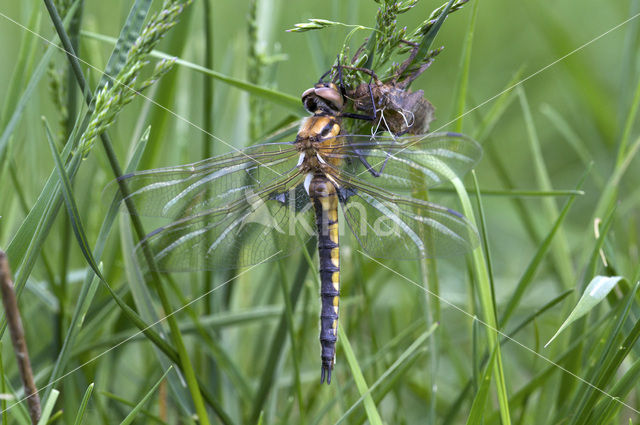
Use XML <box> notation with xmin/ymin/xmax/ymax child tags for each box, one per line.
<box><xmin>319</xmin><ymin>131</ymin><xmax>481</xmax><ymax>193</ymax></box>
<box><xmin>113</xmin><ymin>142</ymin><xmax>300</xmax><ymax>218</ymax></box>
<box><xmin>335</xmin><ymin>175</ymin><xmax>478</xmax><ymax>259</ymax></box>
<box><xmin>137</xmin><ymin>173</ymin><xmax>318</xmax><ymax>271</ymax></box>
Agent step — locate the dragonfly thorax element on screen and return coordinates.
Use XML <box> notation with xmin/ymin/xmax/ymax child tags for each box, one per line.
<box><xmin>296</xmin><ymin>82</ymin><xmax>347</xmax><ymax>175</ymax></box>
<box><xmin>295</xmin><ymin>114</ymin><xmax>344</xmax><ymax>174</ymax></box>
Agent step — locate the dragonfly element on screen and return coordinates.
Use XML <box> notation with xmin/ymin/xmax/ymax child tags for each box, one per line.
<box><xmin>116</xmin><ymin>77</ymin><xmax>482</xmax><ymax>384</ymax></box>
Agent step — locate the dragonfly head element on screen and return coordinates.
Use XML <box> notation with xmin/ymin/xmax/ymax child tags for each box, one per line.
<box><xmin>301</xmin><ymin>82</ymin><xmax>344</xmax><ymax>116</ymax></box>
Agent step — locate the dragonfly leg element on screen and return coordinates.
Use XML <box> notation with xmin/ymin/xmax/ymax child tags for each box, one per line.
<box><xmin>353</xmin><ymin>148</ymin><xmax>382</xmax><ymax>177</ymax></box>
<box><xmin>317</xmin><ymin>66</ymin><xmax>333</xmax><ymax>84</ymax></box>
<box><xmin>341</xmin><ymin>112</ymin><xmax>376</xmax><ymax>121</ymax></box>
<box><xmin>333</xmin><ymin>62</ymin><xmax>380</xmax><ymax>121</ymax></box>
<box><xmin>376</xmin><ymin>151</ymin><xmax>392</xmax><ymax>176</ymax></box>
<box><xmin>340</xmin><ymin>72</ymin><xmax>378</xmax><ymax>122</ymax></box>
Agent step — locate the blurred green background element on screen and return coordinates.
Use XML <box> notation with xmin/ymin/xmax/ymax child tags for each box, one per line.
<box><xmin>0</xmin><ymin>0</ymin><xmax>639</xmax><ymax>424</ymax></box>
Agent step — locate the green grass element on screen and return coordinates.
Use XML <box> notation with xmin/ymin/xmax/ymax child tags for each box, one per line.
<box><xmin>0</xmin><ymin>0</ymin><xmax>639</xmax><ymax>424</ymax></box>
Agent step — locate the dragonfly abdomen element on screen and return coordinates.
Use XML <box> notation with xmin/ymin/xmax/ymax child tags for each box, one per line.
<box><xmin>309</xmin><ymin>173</ymin><xmax>340</xmax><ymax>385</ymax></box>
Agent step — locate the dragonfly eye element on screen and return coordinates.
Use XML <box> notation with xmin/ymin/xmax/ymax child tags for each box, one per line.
<box><xmin>302</xmin><ymin>95</ymin><xmax>319</xmax><ymax>113</ymax></box>
<box><xmin>301</xmin><ymin>85</ymin><xmax>344</xmax><ymax>114</ymax></box>
<box><xmin>314</xmin><ymin>86</ymin><xmax>344</xmax><ymax>111</ymax></box>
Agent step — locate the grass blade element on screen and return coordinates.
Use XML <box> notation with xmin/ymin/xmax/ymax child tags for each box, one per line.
<box><xmin>618</xmin><ymin>0</ymin><xmax>640</xmax><ymax>122</ymax></box>
<box><xmin>444</xmin><ymin>289</ymin><xmax>572</xmax><ymax>424</ymax></box>
<box><xmin>0</xmin><ymin>6</ymin><xmax>41</xmax><ymax>128</ymax></box>
<box><xmin>335</xmin><ymin>324</ymin><xmax>438</xmax><ymax>425</ymax></box>
<box><xmin>338</xmin><ymin>326</ymin><xmax>383</xmax><ymax>425</ymax></box>
<box><xmin>4</xmin><ymin>101</ymin><xmax>88</xmax><ymax>292</ymax></box>
<box><xmin>545</xmin><ymin>276</ymin><xmax>624</xmax><ymax>347</ymax></box>
<box><xmin>616</xmin><ymin>72</ymin><xmax>640</xmax><ymax>169</ymax></box>
<box><xmin>411</xmin><ymin>0</ymin><xmax>457</xmax><ymax>72</ymax></box>
<box><xmin>472</xmin><ymin>67</ymin><xmax>523</xmax><ymax>142</ymax></box>
<box><xmin>82</xmin><ymin>31</ymin><xmax>303</xmax><ymax>113</ymax></box>
<box><xmin>589</xmin><ymin>356</ymin><xmax>640</xmax><ymax>423</ymax></box>
<box><xmin>44</xmin><ymin>3</ymin><xmax>217</xmax><ymax>423</ymax></box>
<box><xmin>0</xmin><ymin>1</ymin><xmax>79</xmax><ymax>164</ymax></box>
<box><xmin>119</xmin><ymin>218</ymin><xmax>196</xmax><ymax>417</ymax></box>
<box><xmin>452</xmin><ymin>0</ymin><xmax>479</xmax><ymax>132</ymax></box>
<box><xmin>276</xmin><ymin>260</ymin><xmax>304</xmax><ymax>418</ymax></box>
<box><xmin>250</xmin><ymin>246</ymin><xmax>311</xmax><ymax>423</ymax></box>
<box><xmin>45</xmin><ymin>118</ymin><xmax>104</xmax><ymax>282</ymax></box>
<box><xmin>518</xmin><ymin>86</ymin><xmax>574</xmax><ymax>289</ymax></box>
<box><xmin>465</xmin><ymin>348</ymin><xmax>496</xmax><ymax>425</ymax></box>
<box><xmin>97</xmin><ymin>0</ymin><xmax>153</xmax><ymax>91</ymax></box>
<box><xmin>141</xmin><ymin>5</ymin><xmax>194</xmax><ymax>168</ymax></box>
<box><xmin>119</xmin><ymin>367</ymin><xmax>172</xmax><ymax>425</ymax></box>
<box><xmin>44</xmin><ymin>127</ymin><xmax>150</xmax><ymax>398</ymax></box>
<box><xmin>72</xmin><ymin>383</ymin><xmax>94</xmax><ymax>425</ymax></box>
<box><xmin>540</xmin><ymin>104</ymin><xmax>602</xmax><ymax>186</ymax></box>
<box><xmin>36</xmin><ymin>389</ymin><xmax>59</xmax><ymax>425</ymax></box>
<box><xmin>451</xmin><ymin>176</ymin><xmax>512</xmax><ymax>425</ymax></box>
<box><xmin>500</xmin><ymin>171</ymin><xmax>587</xmax><ymax>327</ymax></box>
<box><xmin>567</xmin><ymin>282</ymin><xmax>640</xmax><ymax>425</ymax></box>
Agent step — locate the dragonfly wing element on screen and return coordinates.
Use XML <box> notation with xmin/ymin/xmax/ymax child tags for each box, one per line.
<box><xmin>112</xmin><ymin>142</ymin><xmax>300</xmax><ymax>218</ymax></box>
<box><xmin>138</xmin><ymin>174</ymin><xmax>317</xmax><ymax>271</ymax></box>
<box><xmin>338</xmin><ymin>180</ymin><xmax>478</xmax><ymax>259</ymax></box>
<box><xmin>321</xmin><ymin>132</ymin><xmax>481</xmax><ymax>193</ymax></box>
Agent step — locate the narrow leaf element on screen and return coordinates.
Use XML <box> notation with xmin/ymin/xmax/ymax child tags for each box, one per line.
<box><xmin>339</xmin><ymin>326</ymin><xmax>383</xmax><ymax>425</ymax></box>
<box><xmin>44</xmin><ymin>128</ymin><xmax>152</xmax><ymax>399</ymax></box>
<box><xmin>0</xmin><ymin>1</ymin><xmax>80</xmax><ymax>163</ymax></box>
<box><xmin>412</xmin><ymin>0</ymin><xmax>457</xmax><ymax>69</ymax></box>
<box><xmin>36</xmin><ymin>389</ymin><xmax>59</xmax><ymax>425</ymax></box>
<box><xmin>72</xmin><ymin>383</ymin><xmax>94</xmax><ymax>425</ymax></box>
<box><xmin>466</xmin><ymin>349</ymin><xmax>496</xmax><ymax>425</ymax></box>
<box><xmin>335</xmin><ymin>323</ymin><xmax>437</xmax><ymax>425</ymax></box>
<box><xmin>500</xmin><ymin>170</ymin><xmax>587</xmax><ymax>327</ymax></box>
<box><xmin>44</xmin><ymin>119</ymin><xmax>105</xmax><ymax>282</ymax></box>
<box><xmin>82</xmin><ymin>31</ymin><xmax>303</xmax><ymax>113</ymax></box>
<box><xmin>545</xmin><ymin>276</ymin><xmax>624</xmax><ymax>347</ymax></box>
<box><xmin>97</xmin><ymin>0</ymin><xmax>153</xmax><ymax>91</ymax></box>
<box><xmin>119</xmin><ymin>367</ymin><xmax>172</xmax><ymax>425</ymax></box>
<box><xmin>453</xmin><ymin>0</ymin><xmax>479</xmax><ymax>132</ymax></box>
<box><xmin>119</xmin><ymin>218</ymin><xmax>194</xmax><ymax>415</ymax></box>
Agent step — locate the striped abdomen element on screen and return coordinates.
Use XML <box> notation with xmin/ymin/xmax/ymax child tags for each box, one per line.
<box><xmin>309</xmin><ymin>173</ymin><xmax>340</xmax><ymax>384</ymax></box>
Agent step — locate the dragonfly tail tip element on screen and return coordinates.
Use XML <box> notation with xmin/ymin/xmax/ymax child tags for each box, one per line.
<box><xmin>320</xmin><ymin>366</ymin><xmax>332</xmax><ymax>385</ymax></box>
